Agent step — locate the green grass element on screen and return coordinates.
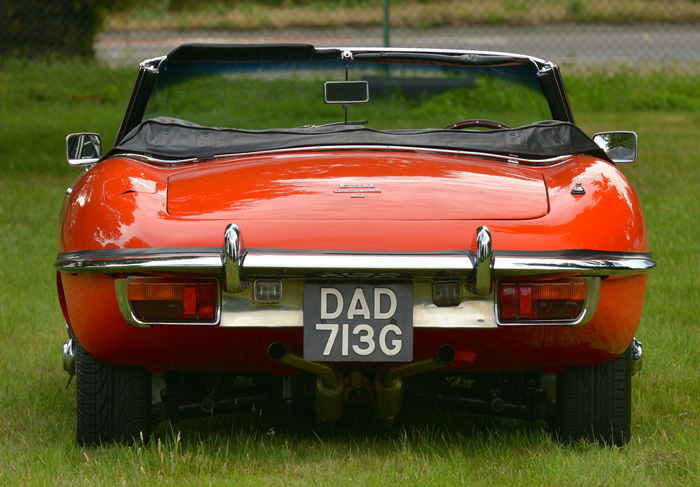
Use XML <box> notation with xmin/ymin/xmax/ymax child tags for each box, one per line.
<box><xmin>1</xmin><ymin>60</ymin><xmax>699</xmax><ymax>486</ymax></box>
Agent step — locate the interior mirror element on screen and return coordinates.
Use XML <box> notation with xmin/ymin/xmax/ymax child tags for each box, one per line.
<box><xmin>592</xmin><ymin>131</ymin><xmax>637</xmax><ymax>164</ymax></box>
<box><xmin>66</xmin><ymin>133</ymin><xmax>102</xmax><ymax>166</ymax></box>
<box><xmin>324</xmin><ymin>81</ymin><xmax>369</xmax><ymax>104</ymax></box>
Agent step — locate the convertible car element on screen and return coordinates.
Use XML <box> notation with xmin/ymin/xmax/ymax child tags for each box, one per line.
<box><xmin>57</xmin><ymin>44</ymin><xmax>654</xmax><ymax>447</ymax></box>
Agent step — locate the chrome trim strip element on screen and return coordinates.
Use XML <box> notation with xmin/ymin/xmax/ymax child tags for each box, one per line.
<box><xmin>57</xmin><ymin>247</ymin><xmax>219</xmax><ymax>260</ymax></box>
<box><xmin>55</xmin><ymin>248</ymin><xmax>474</xmax><ymax>277</ymax></box>
<box><xmin>115</xmin><ymin>279</ymin><xmax>151</xmax><ymax>328</ymax></box>
<box><xmin>242</xmin><ymin>252</ymin><xmax>474</xmax><ymax>278</ymax></box>
<box><xmin>335</xmin><ymin>47</ymin><xmax>553</xmax><ymax>68</ymax></box>
<box><xmin>57</xmin><ymin>254</ymin><xmax>223</xmax><ymax>275</ymax></box>
<box><xmin>493</xmin><ymin>255</ymin><xmax>655</xmax><ymax>276</ymax></box>
<box><xmin>209</xmin><ymin>146</ymin><xmax>573</xmax><ymax>165</ymax></box>
<box><xmin>139</xmin><ymin>55</ymin><xmax>166</xmax><ymax>73</ymax></box>
<box><xmin>114</xmin><ymin>146</ymin><xmax>574</xmax><ymax>166</ymax></box>
<box><xmin>114</xmin><ymin>153</ymin><xmax>198</xmax><ymax>164</ymax></box>
<box><xmin>143</xmin><ymin>47</ymin><xmax>551</xmax><ymax>68</ymax></box>
<box><xmin>55</xmin><ymin>248</ymin><xmax>655</xmax><ymax>278</ymax></box>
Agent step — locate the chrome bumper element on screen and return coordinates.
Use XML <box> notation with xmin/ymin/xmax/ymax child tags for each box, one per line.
<box><xmin>55</xmin><ymin>225</ymin><xmax>655</xmax><ymax>329</ymax></box>
<box><xmin>55</xmin><ymin>225</ymin><xmax>655</xmax><ymax>284</ymax></box>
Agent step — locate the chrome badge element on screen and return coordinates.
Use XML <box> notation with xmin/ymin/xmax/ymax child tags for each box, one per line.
<box><xmin>333</xmin><ymin>184</ymin><xmax>381</xmax><ymax>198</ymax></box>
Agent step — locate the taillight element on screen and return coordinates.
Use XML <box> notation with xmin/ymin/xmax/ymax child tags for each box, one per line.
<box><xmin>498</xmin><ymin>278</ymin><xmax>588</xmax><ymax>324</ymax></box>
<box><xmin>127</xmin><ymin>278</ymin><xmax>219</xmax><ymax>324</ymax></box>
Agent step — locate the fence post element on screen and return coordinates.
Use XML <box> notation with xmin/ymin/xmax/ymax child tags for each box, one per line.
<box><xmin>383</xmin><ymin>0</ymin><xmax>390</xmax><ymax>47</ymax></box>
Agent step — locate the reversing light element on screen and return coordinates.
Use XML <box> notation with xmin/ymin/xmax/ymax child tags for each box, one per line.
<box><xmin>127</xmin><ymin>278</ymin><xmax>219</xmax><ymax>324</ymax></box>
<box><xmin>498</xmin><ymin>278</ymin><xmax>587</xmax><ymax>323</ymax></box>
<box><xmin>433</xmin><ymin>281</ymin><xmax>462</xmax><ymax>307</ymax></box>
<box><xmin>253</xmin><ymin>280</ymin><xmax>283</xmax><ymax>304</ymax></box>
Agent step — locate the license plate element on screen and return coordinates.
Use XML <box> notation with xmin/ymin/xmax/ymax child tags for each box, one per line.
<box><xmin>304</xmin><ymin>283</ymin><xmax>413</xmax><ymax>362</ymax></box>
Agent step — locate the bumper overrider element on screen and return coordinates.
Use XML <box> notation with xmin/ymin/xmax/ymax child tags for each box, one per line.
<box><xmin>55</xmin><ymin>224</ymin><xmax>655</xmax><ymax>330</ymax></box>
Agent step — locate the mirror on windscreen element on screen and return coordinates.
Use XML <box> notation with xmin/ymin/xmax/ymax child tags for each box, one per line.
<box><xmin>324</xmin><ymin>81</ymin><xmax>369</xmax><ymax>104</ymax></box>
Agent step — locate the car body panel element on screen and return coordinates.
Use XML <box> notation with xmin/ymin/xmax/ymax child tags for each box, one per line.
<box><xmin>60</xmin><ymin>271</ymin><xmax>646</xmax><ymax>373</ymax></box>
<box><xmin>57</xmin><ymin>148</ymin><xmax>650</xmax><ymax>372</ymax></box>
<box><xmin>166</xmin><ymin>152</ymin><xmax>549</xmax><ymax>221</ymax></box>
<box><xmin>59</xmin><ymin>153</ymin><xmax>647</xmax><ymax>255</ymax></box>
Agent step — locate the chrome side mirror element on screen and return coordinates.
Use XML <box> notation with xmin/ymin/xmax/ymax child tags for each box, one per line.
<box><xmin>66</xmin><ymin>133</ymin><xmax>102</xmax><ymax>166</ymax></box>
<box><xmin>592</xmin><ymin>131</ymin><xmax>637</xmax><ymax>164</ymax></box>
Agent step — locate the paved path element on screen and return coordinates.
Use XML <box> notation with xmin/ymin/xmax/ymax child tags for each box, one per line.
<box><xmin>97</xmin><ymin>24</ymin><xmax>700</xmax><ymax>68</ymax></box>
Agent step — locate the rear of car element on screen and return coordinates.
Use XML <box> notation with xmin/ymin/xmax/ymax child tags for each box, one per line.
<box><xmin>57</xmin><ymin>45</ymin><xmax>653</xmax><ymax>447</ymax></box>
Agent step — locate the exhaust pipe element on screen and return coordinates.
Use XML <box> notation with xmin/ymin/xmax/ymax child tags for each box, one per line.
<box><xmin>268</xmin><ymin>343</ymin><xmax>344</xmax><ymax>423</ymax></box>
<box><xmin>374</xmin><ymin>345</ymin><xmax>456</xmax><ymax>421</ymax></box>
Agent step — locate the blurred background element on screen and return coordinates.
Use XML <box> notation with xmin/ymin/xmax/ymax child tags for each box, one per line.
<box><xmin>2</xmin><ymin>0</ymin><xmax>699</xmax><ymax>71</ymax></box>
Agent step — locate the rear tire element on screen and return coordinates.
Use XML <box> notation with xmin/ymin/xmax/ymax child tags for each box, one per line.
<box><xmin>553</xmin><ymin>346</ymin><xmax>632</xmax><ymax>446</ymax></box>
<box><xmin>76</xmin><ymin>342</ymin><xmax>153</xmax><ymax>446</ymax></box>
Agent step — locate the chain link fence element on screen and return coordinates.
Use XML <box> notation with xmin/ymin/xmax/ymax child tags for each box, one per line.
<box><xmin>2</xmin><ymin>0</ymin><xmax>700</xmax><ymax>71</ymax></box>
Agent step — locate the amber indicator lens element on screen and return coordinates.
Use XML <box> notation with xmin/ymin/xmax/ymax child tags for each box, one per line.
<box><xmin>433</xmin><ymin>281</ymin><xmax>462</xmax><ymax>307</ymax></box>
<box><xmin>498</xmin><ymin>278</ymin><xmax>587</xmax><ymax>322</ymax></box>
<box><xmin>128</xmin><ymin>278</ymin><xmax>218</xmax><ymax>323</ymax></box>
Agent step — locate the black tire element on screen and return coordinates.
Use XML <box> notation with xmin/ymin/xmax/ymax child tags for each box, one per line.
<box><xmin>76</xmin><ymin>342</ymin><xmax>153</xmax><ymax>446</ymax></box>
<box><xmin>553</xmin><ymin>346</ymin><xmax>632</xmax><ymax>447</ymax></box>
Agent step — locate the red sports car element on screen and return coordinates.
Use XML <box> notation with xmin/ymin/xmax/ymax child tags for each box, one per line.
<box><xmin>57</xmin><ymin>44</ymin><xmax>654</xmax><ymax>446</ymax></box>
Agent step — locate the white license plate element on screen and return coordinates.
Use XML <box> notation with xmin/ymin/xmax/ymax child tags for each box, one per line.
<box><xmin>303</xmin><ymin>283</ymin><xmax>413</xmax><ymax>362</ymax></box>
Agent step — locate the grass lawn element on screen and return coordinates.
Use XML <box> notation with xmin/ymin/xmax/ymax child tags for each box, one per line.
<box><xmin>0</xmin><ymin>60</ymin><xmax>699</xmax><ymax>486</ymax></box>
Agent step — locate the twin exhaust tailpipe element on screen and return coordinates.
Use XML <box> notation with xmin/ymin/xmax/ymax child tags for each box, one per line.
<box><xmin>374</xmin><ymin>344</ymin><xmax>456</xmax><ymax>421</ymax></box>
<box><xmin>268</xmin><ymin>342</ymin><xmax>344</xmax><ymax>422</ymax></box>
<box><xmin>268</xmin><ymin>342</ymin><xmax>456</xmax><ymax>423</ymax></box>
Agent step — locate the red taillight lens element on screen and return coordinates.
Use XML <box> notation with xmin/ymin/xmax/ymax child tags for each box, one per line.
<box><xmin>498</xmin><ymin>278</ymin><xmax>587</xmax><ymax>323</ymax></box>
<box><xmin>128</xmin><ymin>278</ymin><xmax>219</xmax><ymax>324</ymax></box>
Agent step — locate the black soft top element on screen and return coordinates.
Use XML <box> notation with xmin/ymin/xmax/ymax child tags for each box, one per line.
<box><xmin>112</xmin><ymin>117</ymin><xmax>606</xmax><ymax>161</ymax></box>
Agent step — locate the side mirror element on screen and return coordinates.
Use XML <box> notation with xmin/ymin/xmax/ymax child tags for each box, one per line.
<box><xmin>66</xmin><ymin>133</ymin><xmax>102</xmax><ymax>166</ymax></box>
<box><xmin>592</xmin><ymin>131</ymin><xmax>637</xmax><ymax>164</ymax></box>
